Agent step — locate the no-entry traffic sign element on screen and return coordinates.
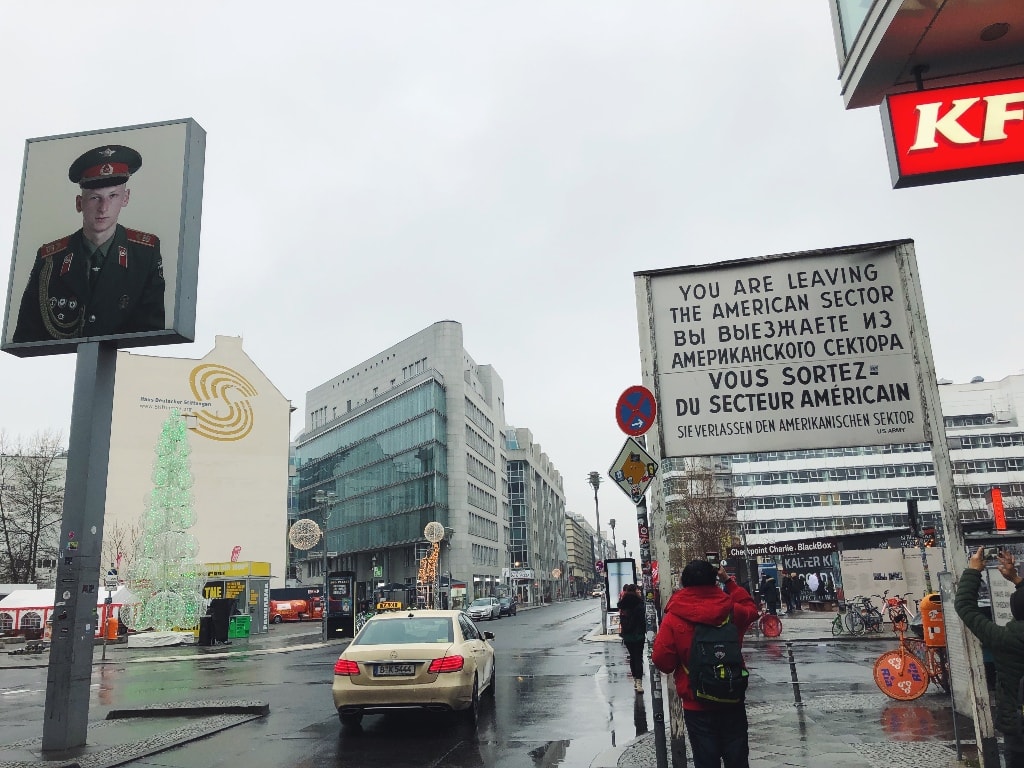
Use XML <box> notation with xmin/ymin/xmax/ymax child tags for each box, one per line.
<box><xmin>615</xmin><ymin>385</ymin><xmax>657</xmax><ymax>436</ymax></box>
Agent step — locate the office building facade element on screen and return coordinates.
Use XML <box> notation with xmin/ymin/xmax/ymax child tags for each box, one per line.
<box><xmin>292</xmin><ymin>321</ymin><xmax>509</xmax><ymax>608</ymax></box>
<box><xmin>724</xmin><ymin>375</ymin><xmax>1024</xmax><ymax>545</ymax></box>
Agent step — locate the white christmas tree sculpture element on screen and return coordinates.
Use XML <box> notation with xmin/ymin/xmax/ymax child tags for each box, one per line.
<box><xmin>122</xmin><ymin>410</ymin><xmax>204</xmax><ymax>632</ymax></box>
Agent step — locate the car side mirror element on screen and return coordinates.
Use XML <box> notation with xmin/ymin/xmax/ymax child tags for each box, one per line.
<box><xmin>483</xmin><ymin>631</ymin><xmax>495</xmax><ymax>640</ymax></box>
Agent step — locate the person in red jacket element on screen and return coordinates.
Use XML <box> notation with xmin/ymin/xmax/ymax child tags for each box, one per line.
<box><xmin>652</xmin><ymin>559</ymin><xmax>757</xmax><ymax>768</ymax></box>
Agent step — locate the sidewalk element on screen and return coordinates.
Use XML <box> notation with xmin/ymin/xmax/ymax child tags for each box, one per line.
<box><xmin>586</xmin><ymin>610</ymin><xmax>972</xmax><ymax>768</ymax></box>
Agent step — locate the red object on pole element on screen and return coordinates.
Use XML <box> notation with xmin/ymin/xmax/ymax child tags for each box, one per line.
<box><xmin>990</xmin><ymin>488</ymin><xmax>1007</xmax><ymax>531</ymax></box>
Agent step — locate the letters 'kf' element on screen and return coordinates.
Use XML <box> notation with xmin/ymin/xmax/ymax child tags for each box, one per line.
<box><xmin>910</xmin><ymin>92</ymin><xmax>1024</xmax><ymax>150</ymax></box>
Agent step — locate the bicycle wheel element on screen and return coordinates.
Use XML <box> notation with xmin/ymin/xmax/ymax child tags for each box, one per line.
<box><xmin>831</xmin><ymin>615</ymin><xmax>844</xmax><ymax>636</ymax></box>
<box><xmin>906</xmin><ymin>640</ymin><xmax>951</xmax><ymax>695</ymax></box>
<box><xmin>874</xmin><ymin>649</ymin><xmax>929</xmax><ymax>700</ymax></box>
<box><xmin>929</xmin><ymin>647</ymin><xmax>951</xmax><ymax>694</ymax></box>
<box><xmin>761</xmin><ymin>613</ymin><xmax>782</xmax><ymax>638</ymax></box>
<box><xmin>845</xmin><ymin>610</ymin><xmax>865</xmax><ymax>635</ymax></box>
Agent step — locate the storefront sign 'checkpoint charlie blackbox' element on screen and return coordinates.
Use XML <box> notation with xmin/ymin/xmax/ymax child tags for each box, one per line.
<box><xmin>634</xmin><ymin>240</ymin><xmax>933</xmax><ymax>458</ymax></box>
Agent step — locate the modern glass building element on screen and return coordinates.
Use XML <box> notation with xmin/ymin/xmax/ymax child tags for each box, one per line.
<box><xmin>291</xmin><ymin>321</ymin><xmax>508</xmax><ymax>609</ymax></box>
<box><xmin>505</xmin><ymin>427</ymin><xmax>567</xmax><ymax>604</ymax></box>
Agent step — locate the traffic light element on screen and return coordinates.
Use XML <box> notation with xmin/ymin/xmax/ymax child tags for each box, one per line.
<box><xmin>907</xmin><ymin>499</ymin><xmax>921</xmax><ymax>537</ymax></box>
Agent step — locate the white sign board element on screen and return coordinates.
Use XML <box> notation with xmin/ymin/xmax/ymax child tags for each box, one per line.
<box><xmin>635</xmin><ymin>241</ymin><xmax>928</xmax><ymax>456</ymax></box>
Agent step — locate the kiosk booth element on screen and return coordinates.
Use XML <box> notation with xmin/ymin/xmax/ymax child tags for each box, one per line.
<box><xmin>202</xmin><ymin>561</ymin><xmax>271</xmax><ymax>636</ymax></box>
<box><xmin>325</xmin><ymin>570</ymin><xmax>355</xmax><ymax>639</ymax></box>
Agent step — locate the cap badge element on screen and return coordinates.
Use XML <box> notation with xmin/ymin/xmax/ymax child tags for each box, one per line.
<box><xmin>98</xmin><ymin>148</ymin><xmax>116</xmax><ymax>157</ymax></box>
<box><xmin>100</xmin><ymin>163</ymin><xmax>114</xmax><ymax>177</ymax></box>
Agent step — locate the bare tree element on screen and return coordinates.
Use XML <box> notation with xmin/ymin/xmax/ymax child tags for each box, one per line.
<box><xmin>101</xmin><ymin>519</ymin><xmax>141</xmax><ymax>579</ymax></box>
<box><xmin>663</xmin><ymin>458</ymin><xmax>737</xmax><ymax>573</ymax></box>
<box><xmin>0</xmin><ymin>430</ymin><xmax>66</xmax><ymax>585</ymax></box>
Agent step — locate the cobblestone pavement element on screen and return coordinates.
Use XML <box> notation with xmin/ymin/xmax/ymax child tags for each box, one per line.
<box><xmin>588</xmin><ymin>610</ymin><xmax>978</xmax><ymax>768</ymax></box>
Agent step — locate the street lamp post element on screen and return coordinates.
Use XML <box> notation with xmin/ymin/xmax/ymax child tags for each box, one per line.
<box><xmin>609</xmin><ymin>518</ymin><xmax>617</xmax><ymax>557</ymax></box>
<box><xmin>587</xmin><ymin>471</ymin><xmax>606</xmax><ymax>632</ymax></box>
<box><xmin>313</xmin><ymin>489</ymin><xmax>335</xmax><ymax>643</ymax></box>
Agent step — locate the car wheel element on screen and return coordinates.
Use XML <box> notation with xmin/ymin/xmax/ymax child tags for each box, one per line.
<box><xmin>339</xmin><ymin>711</ymin><xmax>363</xmax><ymax>727</ymax></box>
<box><xmin>272</xmin><ymin>615</ymin><xmax>283</xmax><ymax>624</ymax></box>
<box><xmin>462</xmin><ymin>676</ymin><xmax>480</xmax><ymax>725</ymax></box>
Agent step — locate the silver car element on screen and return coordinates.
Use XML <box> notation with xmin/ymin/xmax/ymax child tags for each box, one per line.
<box><xmin>466</xmin><ymin>597</ymin><xmax>501</xmax><ymax>621</ymax></box>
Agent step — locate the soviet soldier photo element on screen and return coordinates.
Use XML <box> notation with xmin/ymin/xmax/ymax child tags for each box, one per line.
<box><xmin>12</xmin><ymin>144</ymin><xmax>165</xmax><ymax>343</ymax></box>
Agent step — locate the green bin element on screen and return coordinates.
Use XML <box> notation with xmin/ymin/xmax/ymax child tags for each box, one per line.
<box><xmin>228</xmin><ymin>614</ymin><xmax>251</xmax><ymax>639</ymax></box>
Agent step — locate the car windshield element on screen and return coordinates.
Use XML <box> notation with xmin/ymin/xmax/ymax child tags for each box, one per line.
<box><xmin>499</xmin><ymin>598</ymin><xmax>510</xmax><ymax>604</ymax></box>
<box><xmin>354</xmin><ymin>617</ymin><xmax>454</xmax><ymax>645</ymax></box>
<box><xmin>470</xmin><ymin>599</ymin><xmax>492</xmax><ymax>607</ymax></box>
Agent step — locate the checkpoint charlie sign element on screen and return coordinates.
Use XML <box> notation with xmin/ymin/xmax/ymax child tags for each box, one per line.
<box><xmin>634</xmin><ymin>241</ymin><xmax>931</xmax><ymax>457</ymax></box>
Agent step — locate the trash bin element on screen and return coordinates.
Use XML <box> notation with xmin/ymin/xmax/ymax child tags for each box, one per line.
<box><xmin>105</xmin><ymin>617</ymin><xmax>119</xmax><ymax>640</ymax></box>
<box><xmin>228</xmin><ymin>614</ymin><xmax>251</xmax><ymax>639</ymax></box>
<box><xmin>920</xmin><ymin>592</ymin><xmax>945</xmax><ymax>647</ymax></box>
<box><xmin>197</xmin><ymin>615</ymin><xmax>214</xmax><ymax>646</ymax></box>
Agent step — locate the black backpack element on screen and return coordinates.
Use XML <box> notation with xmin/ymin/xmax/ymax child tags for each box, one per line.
<box><xmin>685</xmin><ymin>614</ymin><xmax>749</xmax><ymax>705</ymax></box>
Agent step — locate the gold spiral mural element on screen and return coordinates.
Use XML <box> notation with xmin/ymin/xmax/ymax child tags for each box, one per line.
<box><xmin>188</xmin><ymin>364</ymin><xmax>258</xmax><ymax>441</ymax></box>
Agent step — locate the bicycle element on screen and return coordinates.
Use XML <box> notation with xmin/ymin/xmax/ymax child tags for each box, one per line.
<box><xmin>831</xmin><ymin>604</ymin><xmax>854</xmax><ymax>636</ymax></box>
<box><xmin>745</xmin><ymin>606</ymin><xmax>782</xmax><ymax>638</ymax></box>
<box><xmin>872</xmin><ymin>594</ymin><xmax>950</xmax><ymax>699</ymax></box>
<box><xmin>841</xmin><ymin>595</ymin><xmax>879</xmax><ymax>634</ymax></box>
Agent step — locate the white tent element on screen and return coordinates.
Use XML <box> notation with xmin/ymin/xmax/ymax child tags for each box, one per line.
<box><xmin>0</xmin><ymin>586</ymin><xmax>133</xmax><ymax>637</ymax></box>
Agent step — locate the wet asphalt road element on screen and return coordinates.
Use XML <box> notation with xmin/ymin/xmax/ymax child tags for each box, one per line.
<box><xmin>0</xmin><ymin>601</ymin><xmax>965</xmax><ymax>768</ymax></box>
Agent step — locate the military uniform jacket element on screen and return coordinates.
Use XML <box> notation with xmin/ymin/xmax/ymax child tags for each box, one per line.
<box><xmin>13</xmin><ymin>225</ymin><xmax>165</xmax><ymax>343</ymax></box>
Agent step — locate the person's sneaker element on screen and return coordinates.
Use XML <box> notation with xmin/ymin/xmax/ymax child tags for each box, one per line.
<box><xmin>634</xmin><ymin>679</ymin><xmax>643</xmax><ymax>693</ymax></box>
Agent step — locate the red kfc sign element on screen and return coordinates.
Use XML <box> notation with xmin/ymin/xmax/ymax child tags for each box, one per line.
<box><xmin>882</xmin><ymin>77</ymin><xmax>1024</xmax><ymax>188</ymax></box>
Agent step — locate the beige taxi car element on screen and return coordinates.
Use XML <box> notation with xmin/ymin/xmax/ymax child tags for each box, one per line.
<box><xmin>332</xmin><ymin>609</ymin><xmax>495</xmax><ymax>727</ymax></box>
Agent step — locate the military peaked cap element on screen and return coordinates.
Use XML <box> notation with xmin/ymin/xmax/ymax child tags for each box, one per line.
<box><xmin>68</xmin><ymin>145</ymin><xmax>142</xmax><ymax>189</ymax></box>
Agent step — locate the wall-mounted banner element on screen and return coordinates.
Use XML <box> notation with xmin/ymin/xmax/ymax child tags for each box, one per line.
<box><xmin>634</xmin><ymin>241</ymin><xmax>929</xmax><ymax>457</ymax></box>
<box><xmin>882</xmin><ymin>77</ymin><xmax>1024</xmax><ymax>188</ymax></box>
<box><xmin>727</xmin><ymin>538</ymin><xmax>838</xmax><ymax>560</ymax></box>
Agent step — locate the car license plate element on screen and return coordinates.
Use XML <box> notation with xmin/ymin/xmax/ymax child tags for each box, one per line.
<box><xmin>374</xmin><ymin>663</ymin><xmax>415</xmax><ymax>677</ymax></box>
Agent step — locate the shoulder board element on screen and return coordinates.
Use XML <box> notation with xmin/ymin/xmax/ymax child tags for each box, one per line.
<box><xmin>37</xmin><ymin>236</ymin><xmax>72</xmax><ymax>259</ymax></box>
<box><xmin>126</xmin><ymin>229</ymin><xmax>159</xmax><ymax>247</ymax></box>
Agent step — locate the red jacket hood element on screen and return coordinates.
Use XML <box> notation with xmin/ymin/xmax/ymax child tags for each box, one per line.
<box><xmin>663</xmin><ymin>584</ymin><xmax>740</xmax><ymax>625</ymax></box>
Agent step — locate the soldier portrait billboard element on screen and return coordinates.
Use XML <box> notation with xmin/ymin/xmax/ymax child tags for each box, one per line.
<box><xmin>2</xmin><ymin>118</ymin><xmax>205</xmax><ymax>357</ymax></box>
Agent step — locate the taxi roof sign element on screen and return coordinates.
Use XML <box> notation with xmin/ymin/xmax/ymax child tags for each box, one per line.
<box><xmin>608</xmin><ymin>437</ymin><xmax>659</xmax><ymax>505</ymax></box>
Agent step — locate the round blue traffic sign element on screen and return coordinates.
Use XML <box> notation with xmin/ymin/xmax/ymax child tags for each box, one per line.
<box><xmin>616</xmin><ymin>385</ymin><xmax>657</xmax><ymax>436</ymax></box>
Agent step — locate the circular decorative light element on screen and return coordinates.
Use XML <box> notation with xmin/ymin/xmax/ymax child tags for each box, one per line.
<box><xmin>424</xmin><ymin>521</ymin><xmax>445</xmax><ymax>542</ymax></box>
<box><xmin>551</xmin><ymin>568</ymin><xmax>562</xmax><ymax>578</ymax></box>
<box><xmin>289</xmin><ymin>519</ymin><xmax>323</xmax><ymax>550</ymax></box>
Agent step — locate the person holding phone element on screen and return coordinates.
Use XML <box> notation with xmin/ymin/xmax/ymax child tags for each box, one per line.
<box><xmin>955</xmin><ymin>547</ymin><xmax>1024</xmax><ymax>768</ymax></box>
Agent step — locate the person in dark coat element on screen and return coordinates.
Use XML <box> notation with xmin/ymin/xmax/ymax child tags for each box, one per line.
<box><xmin>780</xmin><ymin>574</ymin><xmax>793</xmax><ymax>614</ymax></box>
<box><xmin>618</xmin><ymin>583</ymin><xmax>647</xmax><ymax>693</ymax></box>
<box><xmin>955</xmin><ymin>547</ymin><xmax>1024</xmax><ymax>768</ymax></box>
<box><xmin>764</xmin><ymin>575</ymin><xmax>780</xmax><ymax>615</ymax></box>
<box><xmin>652</xmin><ymin>560</ymin><xmax>757</xmax><ymax>768</ymax></box>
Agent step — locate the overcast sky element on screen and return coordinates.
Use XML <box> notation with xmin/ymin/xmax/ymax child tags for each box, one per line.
<box><xmin>1</xmin><ymin>3</ymin><xmax>1021</xmax><ymax>560</ymax></box>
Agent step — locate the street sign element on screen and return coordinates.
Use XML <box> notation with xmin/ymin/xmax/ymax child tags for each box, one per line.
<box><xmin>609</xmin><ymin>437</ymin><xmax>659</xmax><ymax>504</ymax></box>
<box><xmin>615</xmin><ymin>385</ymin><xmax>657</xmax><ymax>436</ymax></box>
<box><xmin>103</xmin><ymin>576</ymin><xmax>118</xmax><ymax>590</ymax></box>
